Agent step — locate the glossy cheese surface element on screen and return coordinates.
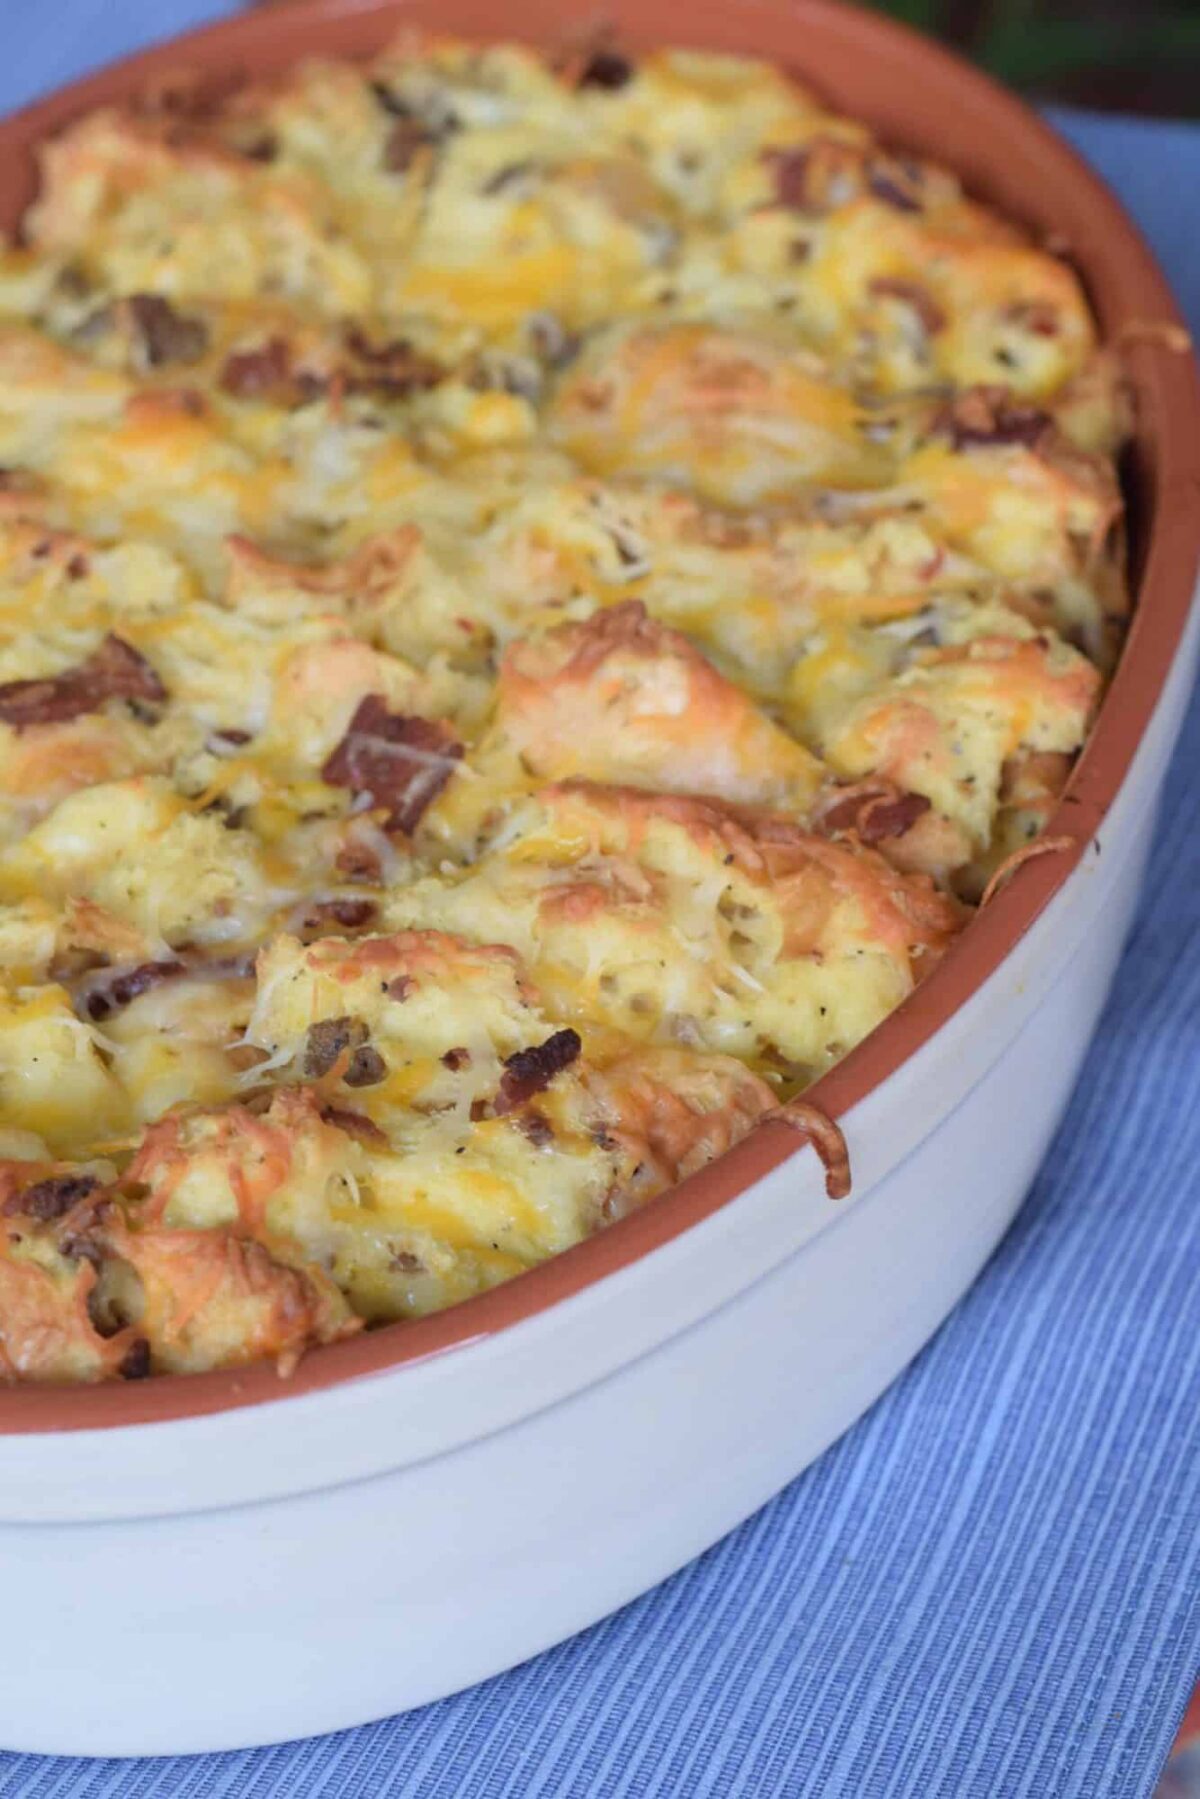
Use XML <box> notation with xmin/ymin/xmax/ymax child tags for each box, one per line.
<box><xmin>0</xmin><ymin>37</ymin><xmax>1124</xmax><ymax>1383</ymax></box>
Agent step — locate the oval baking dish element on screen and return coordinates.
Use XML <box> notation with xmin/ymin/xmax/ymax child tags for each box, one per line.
<box><xmin>0</xmin><ymin>0</ymin><xmax>1197</xmax><ymax>1757</ymax></box>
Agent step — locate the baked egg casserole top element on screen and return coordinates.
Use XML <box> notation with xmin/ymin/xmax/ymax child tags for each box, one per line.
<box><xmin>0</xmin><ymin>36</ymin><xmax>1126</xmax><ymax>1384</ymax></box>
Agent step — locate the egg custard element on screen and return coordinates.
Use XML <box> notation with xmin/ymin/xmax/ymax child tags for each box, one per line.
<box><xmin>0</xmin><ymin>37</ymin><xmax>1125</xmax><ymax>1383</ymax></box>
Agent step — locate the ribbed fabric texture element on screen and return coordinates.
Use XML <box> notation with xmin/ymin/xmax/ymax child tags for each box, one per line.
<box><xmin>2</xmin><ymin>16</ymin><xmax>1199</xmax><ymax>1788</ymax></box>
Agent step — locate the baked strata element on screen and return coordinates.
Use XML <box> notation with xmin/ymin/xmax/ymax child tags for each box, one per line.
<box><xmin>0</xmin><ymin>36</ymin><xmax>1126</xmax><ymax>1383</ymax></box>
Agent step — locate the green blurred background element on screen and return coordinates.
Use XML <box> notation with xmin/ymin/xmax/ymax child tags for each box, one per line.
<box><xmin>247</xmin><ymin>0</ymin><xmax>1200</xmax><ymax>116</ymax></box>
<box><xmin>880</xmin><ymin>0</ymin><xmax>1200</xmax><ymax>114</ymax></box>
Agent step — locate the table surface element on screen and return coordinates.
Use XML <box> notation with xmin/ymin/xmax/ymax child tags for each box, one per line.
<box><xmin>3</xmin><ymin>10</ymin><xmax>1200</xmax><ymax>1796</ymax></box>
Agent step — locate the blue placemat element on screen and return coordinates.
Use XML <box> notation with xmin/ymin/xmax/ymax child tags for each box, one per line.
<box><xmin>4</xmin><ymin>12</ymin><xmax>1200</xmax><ymax>1795</ymax></box>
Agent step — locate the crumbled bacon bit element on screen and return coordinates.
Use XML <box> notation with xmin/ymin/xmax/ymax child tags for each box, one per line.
<box><xmin>494</xmin><ymin>1029</ymin><xmax>582</xmax><ymax>1114</ymax></box>
<box><xmin>2</xmin><ymin>1173</ymin><xmax>100</xmax><ymax>1222</ymax></box>
<box><xmin>320</xmin><ymin>1104</ymin><xmax>387</xmax><ymax>1145</ymax></box>
<box><xmin>860</xmin><ymin>793</ymin><xmax>932</xmax><ymax>842</ymax></box>
<box><xmin>221</xmin><ymin>332</ymin><xmax>442</xmax><ymax>407</ymax></box>
<box><xmin>118</xmin><ymin>1337</ymin><xmax>152</xmax><ymax>1381</ymax></box>
<box><xmin>0</xmin><ymin>633</ymin><xmax>167</xmax><ymax>731</ymax></box>
<box><xmin>386</xmin><ymin>975</ymin><xmax>415</xmax><ymax>1003</ymax></box>
<box><xmin>441</xmin><ymin>1047</ymin><xmax>470</xmax><ymax>1071</ymax></box>
<box><xmin>125</xmin><ymin>293</ymin><xmax>209</xmax><ymax>367</ymax></box>
<box><xmin>818</xmin><ymin>784</ymin><xmax>932</xmax><ymax>845</ymax></box>
<box><xmin>935</xmin><ymin>388</ymin><xmax>1051</xmax><ymax>451</ymax></box>
<box><xmin>763</xmin><ymin>144</ymin><xmax>822</xmax><ymax>213</ymax></box>
<box><xmin>867</xmin><ymin>166</ymin><xmax>923</xmax><ymax>212</ymax></box>
<box><xmin>303</xmin><ymin>1016</ymin><xmax>368</xmax><ymax>1080</ymax></box>
<box><xmin>764</xmin><ymin>138</ymin><xmax>904</xmax><ymax>216</ymax></box>
<box><xmin>301</xmin><ymin>1018</ymin><xmax>386</xmax><ymax>1088</ymax></box>
<box><xmin>241</xmin><ymin>133</ymin><xmax>278</xmax><ymax>163</ymax></box>
<box><xmin>344</xmin><ymin>1045</ymin><xmax>386</xmax><ymax>1088</ymax></box>
<box><xmin>577</xmin><ymin>49</ymin><xmax>634</xmax><ymax>89</ymax></box>
<box><xmin>207</xmin><ymin>727</ymin><xmax>252</xmax><ymax>753</ymax></box>
<box><xmin>342</xmin><ymin>328</ymin><xmax>444</xmax><ymax>397</ymax></box>
<box><xmin>297</xmin><ymin>897</ymin><xmax>378</xmax><ymax>941</ymax></box>
<box><xmin>220</xmin><ymin>337</ymin><xmax>303</xmax><ymax>403</ymax></box>
<box><xmin>77</xmin><ymin>959</ymin><xmax>186</xmax><ymax>1022</ymax></box>
<box><xmin>770</xmin><ymin>1099</ymin><xmax>851</xmax><ymax>1200</ymax></box>
<box><xmin>321</xmin><ymin>695</ymin><xmax>464</xmax><ymax>835</ymax></box>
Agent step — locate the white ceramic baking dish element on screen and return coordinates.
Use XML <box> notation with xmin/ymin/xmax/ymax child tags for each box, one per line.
<box><xmin>1</xmin><ymin>0</ymin><xmax>1197</xmax><ymax>1756</ymax></box>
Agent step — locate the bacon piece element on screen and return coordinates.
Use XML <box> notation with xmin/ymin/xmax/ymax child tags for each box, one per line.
<box><xmin>221</xmin><ymin>333</ymin><xmax>442</xmax><ymax>407</ymax></box>
<box><xmin>207</xmin><ymin>726</ymin><xmax>252</xmax><ymax>752</ymax></box>
<box><xmin>763</xmin><ymin>143</ymin><xmax>833</xmax><ymax>214</ymax></box>
<box><xmin>219</xmin><ymin>336</ymin><xmax>319</xmax><ymax>405</ymax></box>
<box><xmin>296</xmin><ymin>897</ymin><xmax>378</xmax><ymax>942</ymax></box>
<box><xmin>0</xmin><ymin>634</ymin><xmax>166</xmax><ymax>731</ymax></box>
<box><xmin>576</xmin><ymin>49</ymin><xmax>634</xmax><ymax>89</ymax></box>
<box><xmin>76</xmin><ymin>959</ymin><xmax>186</xmax><ymax>1022</ymax></box>
<box><xmin>344</xmin><ymin>1046</ymin><xmax>385</xmax><ymax>1088</ymax></box>
<box><xmin>867</xmin><ymin>166</ymin><xmax>923</xmax><ymax>213</ymax></box>
<box><xmin>763</xmin><ymin>141</ymin><xmax>923</xmax><ymax>218</ymax></box>
<box><xmin>221</xmin><ymin>337</ymin><xmax>287</xmax><ymax>397</ymax></box>
<box><xmin>303</xmin><ymin>1016</ymin><xmax>367</xmax><ymax>1080</ymax></box>
<box><xmin>817</xmin><ymin>783</ymin><xmax>932</xmax><ymax>845</ymax></box>
<box><xmin>319</xmin><ymin>1104</ymin><xmax>387</xmax><ymax>1146</ymax></box>
<box><xmin>78</xmin><ymin>294</ymin><xmax>209</xmax><ymax>367</ymax></box>
<box><xmin>125</xmin><ymin>294</ymin><xmax>208</xmax><ymax>367</ymax></box>
<box><xmin>342</xmin><ymin>328</ymin><xmax>443</xmax><ymax>398</ymax></box>
<box><xmin>494</xmin><ymin>1029</ymin><xmax>582</xmax><ymax>1115</ymax></box>
<box><xmin>321</xmin><ymin>695</ymin><xmax>463</xmax><ymax>835</ymax></box>
<box><xmin>2</xmin><ymin>1173</ymin><xmax>100</xmax><ymax>1222</ymax></box>
<box><xmin>117</xmin><ymin>1337</ymin><xmax>152</xmax><ymax>1380</ymax></box>
<box><xmin>301</xmin><ymin>1017</ymin><xmax>385</xmax><ymax>1088</ymax></box>
<box><xmin>935</xmin><ymin>388</ymin><xmax>1051</xmax><ymax>451</ymax></box>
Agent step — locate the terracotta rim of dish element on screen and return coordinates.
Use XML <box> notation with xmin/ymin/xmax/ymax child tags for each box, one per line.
<box><xmin>1</xmin><ymin>0</ymin><xmax>1197</xmax><ymax>1433</ymax></box>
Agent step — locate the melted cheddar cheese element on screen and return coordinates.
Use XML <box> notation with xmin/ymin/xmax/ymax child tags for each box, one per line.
<box><xmin>0</xmin><ymin>36</ymin><xmax>1125</xmax><ymax>1383</ymax></box>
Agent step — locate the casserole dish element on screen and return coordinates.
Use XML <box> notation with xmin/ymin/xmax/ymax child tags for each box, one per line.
<box><xmin>0</xmin><ymin>0</ymin><xmax>1197</xmax><ymax>1755</ymax></box>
